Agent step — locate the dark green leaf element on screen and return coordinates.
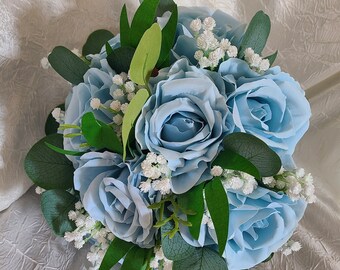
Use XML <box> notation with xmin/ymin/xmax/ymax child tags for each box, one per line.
<box><xmin>105</xmin><ymin>41</ymin><xmax>114</xmax><ymax>56</ymax></box>
<box><xmin>82</xmin><ymin>29</ymin><xmax>114</xmax><ymax>56</ymax></box>
<box><xmin>24</xmin><ymin>134</ymin><xmax>74</xmax><ymax>190</ymax></box>
<box><xmin>238</xmin><ymin>11</ymin><xmax>271</xmax><ymax>58</ymax></box>
<box><xmin>177</xmin><ymin>183</ymin><xmax>204</xmax><ymax>240</ymax></box>
<box><xmin>265</xmin><ymin>50</ymin><xmax>278</xmax><ymax>67</ymax></box>
<box><xmin>41</xmin><ymin>190</ymin><xmax>77</xmax><ymax>236</ymax></box>
<box><xmin>161</xmin><ymin>221</ymin><xmax>196</xmax><ymax>261</ymax></box>
<box><xmin>262</xmin><ymin>253</ymin><xmax>274</xmax><ymax>263</ymax></box>
<box><xmin>107</xmin><ymin>47</ymin><xmax>135</xmax><ymax>73</ymax></box>
<box><xmin>205</xmin><ymin>178</ymin><xmax>229</xmax><ymax>256</ymax></box>
<box><xmin>222</xmin><ymin>132</ymin><xmax>282</xmax><ymax>177</ymax></box>
<box><xmin>45</xmin><ymin>104</ymin><xmax>65</xmax><ymax>135</ymax></box>
<box><xmin>121</xmin><ymin>246</ymin><xmax>149</xmax><ymax>270</ymax></box>
<box><xmin>99</xmin><ymin>237</ymin><xmax>134</xmax><ymax>270</ymax></box>
<box><xmin>45</xmin><ymin>142</ymin><xmax>86</xmax><ymax>156</ymax></box>
<box><xmin>173</xmin><ymin>247</ymin><xmax>228</xmax><ymax>270</ymax></box>
<box><xmin>129</xmin><ymin>0</ymin><xmax>160</xmax><ymax>48</ymax></box>
<box><xmin>120</xmin><ymin>4</ymin><xmax>131</xmax><ymax>47</ymax></box>
<box><xmin>213</xmin><ymin>149</ymin><xmax>261</xmax><ymax>179</ymax></box>
<box><xmin>81</xmin><ymin>112</ymin><xmax>123</xmax><ymax>154</ymax></box>
<box><xmin>48</xmin><ymin>46</ymin><xmax>90</xmax><ymax>84</ymax></box>
<box><xmin>156</xmin><ymin>0</ymin><xmax>177</xmax><ymax>17</ymax></box>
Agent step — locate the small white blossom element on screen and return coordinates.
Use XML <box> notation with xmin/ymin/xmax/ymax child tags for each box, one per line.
<box><xmin>190</xmin><ymin>18</ymin><xmax>202</xmax><ymax>32</ymax></box>
<box><xmin>112</xmin><ymin>74</ymin><xmax>124</xmax><ymax>86</ymax></box>
<box><xmin>149</xmin><ymin>258</ymin><xmax>159</xmax><ymax>269</ymax></box>
<box><xmin>276</xmin><ymin>180</ymin><xmax>286</xmax><ymax>190</ymax></box>
<box><xmin>244</xmin><ymin>48</ymin><xmax>255</xmax><ymax>58</ymax></box>
<box><xmin>259</xmin><ymin>59</ymin><xmax>270</xmax><ymax>71</ymax></box>
<box><xmin>113</xmin><ymin>114</ymin><xmax>123</xmax><ymax>125</ymax></box>
<box><xmin>262</xmin><ymin>177</ymin><xmax>275</xmax><ymax>185</ymax></box>
<box><xmin>51</xmin><ymin>107</ymin><xmax>65</xmax><ymax>123</ymax></box>
<box><xmin>74</xmin><ymin>240</ymin><xmax>85</xmax><ymax>249</ymax></box>
<box><xmin>64</xmin><ymin>232</ymin><xmax>76</xmax><ymax>242</ymax></box>
<box><xmin>112</xmin><ymin>89</ymin><xmax>124</xmax><ymax>99</ymax></box>
<box><xmin>211</xmin><ymin>166</ymin><xmax>223</xmax><ymax>177</ymax></box>
<box><xmin>120</xmin><ymin>103</ymin><xmax>129</xmax><ymax>114</ymax></box>
<box><xmin>110</xmin><ymin>100</ymin><xmax>121</xmax><ymax>111</ymax></box>
<box><xmin>90</xmin><ymin>98</ymin><xmax>101</xmax><ymax>110</ymax></box>
<box><xmin>35</xmin><ymin>186</ymin><xmax>46</xmax><ymax>195</ymax></box>
<box><xmin>291</xmin><ymin>241</ymin><xmax>302</xmax><ymax>252</ymax></box>
<box><xmin>227</xmin><ymin>46</ymin><xmax>238</xmax><ymax>58</ymax></box>
<box><xmin>127</xmin><ymin>92</ymin><xmax>135</xmax><ymax>101</ymax></box>
<box><xmin>219</xmin><ymin>38</ymin><xmax>231</xmax><ymax>51</ymax></box>
<box><xmin>152</xmin><ymin>178</ymin><xmax>171</xmax><ymax>195</ymax></box>
<box><xmin>203</xmin><ymin>17</ymin><xmax>216</xmax><ymax>31</ymax></box>
<box><xmin>139</xmin><ymin>179</ymin><xmax>152</xmax><ymax>193</ymax></box>
<box><xmin>281</xmin><ymin>240</ymin><xmax>302</xmax><ymax>256</ymax></box>
<box><xmin>40</xmin><ymin>57</ymin><xmax>50</xmax><ymax>69</ymax></box>
<box><xmin>75</xmin><ymin>201</ymin><xmax>83</xmax><ymax>210</ymax></box>
<box><xmin>282</xmin><ymin>248</ymin><xmax>292</xmax><ymax>256</ymax></box>
<box><xmin>68</xmin><ymin>210</ymin><xmax>78</xmax><ymax>221</ymax></box>
<box><xmin>194</xmin><ymin>50</ymin><xmax>204</xmax><ymax>61</ymax></box>
<box><xmin>198</xmin><ymin>57</ymin><xmax>212</xmax><ymax>69</ymax></box>
<box><xmin>124</xmin><ymin>81</ymin><xmax>135</xmax><ymax>93</ymax></box>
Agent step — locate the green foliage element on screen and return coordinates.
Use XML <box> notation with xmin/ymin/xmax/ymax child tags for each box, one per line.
<box><xmin>172</xmin><ymin>247</ymin><xmax>228</xmax><ymax>270</ymax></box>
<box><xmin>121</xmin><ymin>89</ymin><xmax>149</xmax><ymax>160</ymax></box>
<box><xmin>265</xmin><ymin>50</ymin><xmax>278</xmax><ymax>67</ymax></box>
<box><xmin>238</xmin><ymin>11</ymin><xmax>271</xmax><ymax>58</ymax></box>
<box><xmin>119</xmin><ymin>5</ymin><xmax>131</xmax><ymax>47</ymax></box>
<box><xmin>82</xmin><ymin>29</ymin><xmax>114</xmax><ymax>56</ymax></box>
<box><xmin>107</xmin><ymin>47</ymin><xmax>135</xmax><ymax>73</ymax></box>
<box><xmin>155</xmin><ymin>0</ymin><xmax>177</xmax><ymax>17</ymax></box>
<box><xmin>129</xmin><ymin>23</ymin><xmax>162</xmax><ymax>86</ymax></box>
<box><xmin>205</xmin><ymin>178</ymin><xmax>229</xmax><ymax>256</ymax></box>
<box><xmin>41</xmin><ymin>190</ymin><xmax>77</xmax><ymax>236</ymax></box>
<box><xmin>81</xmin><ymin>112</ymin><xmax>122</xmax><ymax>154</ymax></box>
<box><xmin>121</xmin><ymin>246</ymin><xmax>151</xmax><ymax>270</ymax></box>
<box><xmin>99</xmin><ymin>237</ymin><xmax>134</xmax><ymax>270</ymax></box>
<box><xmin>24</xmin><ymin>134</ymin><xmax>74</xmax><ymax>190</ymax></box>
<box><xmin>45</xmin><ymin>104</ymin><xmax>65</xmax><ymax>135</ymax></box>
<box><xmin>45</xmin><ymin>142</ymin><xmax>86</xmax><ymax>156</ymax></box>
<box><xmin>48</xmin><ymin>46</ymin><xmax>90</xmax><ymax>84</ymax></box>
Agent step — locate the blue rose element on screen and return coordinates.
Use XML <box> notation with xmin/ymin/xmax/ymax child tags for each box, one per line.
<box><xmin>219</xmin><ymin>58</ymin><xmax>311</xmax><ymax>168</ymax></box>
<box><xmin>135</xmin><ymin>59</ymin><xmax>232</xmax><ymax>194</ymax></box>
<box><xmin>73</xmin><ymin>151</ymin><xmax>156</xmax><ymax>248</ymax></box>
<box><xmin>180</xmin><ymin>187</ymin><xmax>306</xmax><ymax>270</ymax></box>
<box><xmin>172</xmin><ymin>7</ymin><xmax>245</xmax><ymax>64</ymax></box>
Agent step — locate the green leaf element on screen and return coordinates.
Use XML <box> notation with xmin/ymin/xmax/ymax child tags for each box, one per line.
<box><xmin>105</xmin><ymin>41</ymin><xmax>114</xmax><ymax>56</ymax></box>
<box><xmin>177</xmin><ymin>183</ymin><xmax>204</xmax><ymax>240</ymax></box>
<box><xmin>45</xmin><ymin>104</ymin><xmax>65</xmax><ymax>135</ymax></box>
<box><xmin>99</xmin><ymin>237</ymin><xmax>134</xmax><ymax>270</ymax></box>
<box><xmin>82</xmin><ymin>29</ymin><xmax>114</xmax><ymax>56</ymax></box>
<box><xmin>265</xmin><ymin>50</ymin><xmax>278</xmax><ymax>67</ymax></box>
<box><xmin>121</xmin><ymin>246</ymin><xmax>149</xmax><ymax>270</ymax></box>
<box><xmin>222</xmin><ymin>132</ymin><xmax>282</xmax><ymax>177</ymax></box>
<box><xmin>156</xmin><ymin>0</ymin><xmax>177</xmax><ymax>17</ymax></box>
<box><xmin>45</xmin><ymin>142</ymin><xmax>86</xmax><ymax>156</ymax></box>
<box><xmin>24</xmin><ymin>134</ymin><xmax>74</xmax><ymax>190</ymax></box>
<box><xmin>157</xmin><ymin>5</ymin><xmax>178</xmax><ymax>68</ymax></box>
<box><xmin>129</xmin><ymin>0</ymin><xmax>160</xmax><ymax>48</ymax></box>
<box><xmin>107</xmin><ymin>47</ymin><xmax>135</xmax><ymax>73</ymax></box>
<box><xmin>262</xmin><ymin>252</ymin><xmax>274</xmax><ymax>263</ymax></box>
<box><xmin>122</xmin><ymin>89</ymin><xmax>149</xmax><ymax>160</ymax></box>
<box><xmin>161</xmin><ymin>221</ymin><xmax>196</xmax><ymax>261</ymax></box>
<box><xmin>238</xmin><ymin>10</ymin><xmax>271</xmax><ymax>58</ymax></box>
<box><xmin>41</xmin><ymin>190</ymin><xmax>77</xmax><ymax>236</ymax></box>
<box><xmin>81</xmin><ymin>112</ymin><xmax>123</xmax><ymax>154</ymax></box>
<box><xmin>213</xmin><ymin>150</ymin><xmax>261</xmax><ymax>179</ymax></box>
<box><xmin>119</xmin><ymin>4</ymin><xmax>131</xmax><ymax>47</ymax></box>
<box><xmin>205</xmin><ymin>178</ymin><xmax>229</xmax><ymax>256</ymax></box>
<box><xmin>129</xmin><ymin>23</ymin><xmax>162</xmax><ymax>86</ymax></box>
<box><xmin>48</xmin><ymin>46</ymin><xmax>90</xmax><ymax>85</ymax></box>
<box><xmin>173</xmin><ymin>247</ymin><xmax>228</xmax><ymax>270</ymax></box>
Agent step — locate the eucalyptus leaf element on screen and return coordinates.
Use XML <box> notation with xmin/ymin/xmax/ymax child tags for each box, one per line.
<box><xmin>222</xmin><ymin>132</ymin><xmax>282</xmax><ymax>177</ymax></box>
<box><xmin>238</xmin><ymin>11</ymin><xmax>271</xmax><ymax>58</ymax></box>
<box><xmin>265</xmin><ymin>50</ymin><xmax>278</xmax><ymax>67</ymax></box>
<box><xmin>122</xmin><ymin>89</ymin><xmax>149</xmax><ymax>160</ymax></box>
<box><xmin>99</xmin><ymin>237</ymin><xmax>134</xmax><ymax>270</ymax></box>
<box><xmin>82</xmin><ymin>29</ymin><xmax>114</xmax><ymax>56</ymax></box>
<box><xmin>45</xmin><ymin>104</ymin><xmax>65</xmax><ymax>135</ymax></box>
<box><xmin>121</xmin><ymin>246</ymin><xmax>149</xmax><ymax>270</ymax></box>
<box><xmin>129</xmin><ymin>23</ymin><xmax>162</xmax><ymax>86</ymax></box>
<box><xmin>48</xmin><ymin>46</ymin><xmax>90</xmax><ymax>85</ymax></box>
<box><xmin>41</xmin><ymin>190</ymin><xmax>77</xmax><ymax>236</ymax></box>
<box><xmin>24</xmin><ymin>134</ymin><xmax>74</xmax><ymax>190</ymax></box>
<box><xmin>173</xmin><ymin>247</ymin><xmax>228</xmax><ymax>270</ymax></box>
<box><xmin>205</xmin><ymin>178</ymin><xmax>229</xmax><ymax>256</ymax></box>
<box><xmin>107</xmin><ymin>47</ymin><xmax>135</xmax><ymax>73</ymax></box>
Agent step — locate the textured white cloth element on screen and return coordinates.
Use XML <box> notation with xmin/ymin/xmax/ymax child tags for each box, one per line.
<box><xmin>1</xmin><ymin>0</ymin><xmax>340</xmax><ymax>269</ymax></box>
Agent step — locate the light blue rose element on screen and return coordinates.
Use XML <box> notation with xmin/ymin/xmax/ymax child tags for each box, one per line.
<box><xmin>73</xmin><ymin>151</ymin><xmax>156</xmax><ymax>248</ymax></box>
<box><xmin>180</xmin><ymin>187</ymin><xmax>306</xmax><ymax>270</ymax></box>
<box><xmin>172</xmin><ymin>7</ymin><xmax>245</xmax><ymax>64</ymax></box>
<box><xmin>135</xmin><ymin>59</ymin><xmax>232</xmax><ymax>194</ymax></box>
<box><xmin>219</xmin><ymin>58</ymin><xmax>311</xmax><ymax>168</ymax></box>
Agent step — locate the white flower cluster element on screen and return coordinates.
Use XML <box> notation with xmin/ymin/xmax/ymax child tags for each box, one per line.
<box><xmin>262</xmin><ymin>168</ymin><xmax>316</xmax><ymax>203</ymax></box>
<box><xmin>51</xmin><ymin>107</ymin><xmax>65</xmax><ymax>124</ymax></box>
<box><xmin>140</xmin><ymin>152</ymin><xmax>172</xmax><ymax>195</ymax></box>
<box><xmin>280</xmin><ymin>240</ymin><xmax>302</xmax><ymax>256</ymax></box>
<box><xmin>149</xmin><ymin>247</ymin><xmax>173</xmax><ymax>270</ymax></box>
<box><xmin>211</xmin><ymin>166</ymin><xmax>258</xmax><ymax>195</ymax></box>
<box><xmin>244</xmin><ymin>48</ymin><xmax>270</xmax><ymax>72</ymax></box>
<box><xmin>190</xmin><ymin>17</ymin><xmax>238</xmax><ymax>69</ymax></box>
<box><xmin>64</xmin><ymin>201</ymin><xmax>114</xmax><ymax>270</ymax></box>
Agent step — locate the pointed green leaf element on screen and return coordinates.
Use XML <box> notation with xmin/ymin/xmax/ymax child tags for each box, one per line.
<box><xmin>99</xmin><ymin>237</ymin><xmax>134</xmax><ymax>270</ymax></box>
<box><xmin>205</xmin><ymin>178</ymin><xmax>229</xmax><ymax>256</ymax></box>
<box><xmin>45</xmin><ymin>142</ymin><xmax>86</xmax><ymax>156</ymax></box>
<box><xmin>122</xmin><ymin>89</ymin><xmax>149</xmax><ymax>160</ymax></box>
<box><xmin>105</xmin><ymin>41</ymin><xmax>114</xmax><ymax>56</ymax></box>
<box><xmin>107</xmin><ymin>47</ymin><xmax>135</xmax><ymax>73</ymax></box>
<box><xmin>238</xmin><ymin>11</ymin><xmax>271</xmax><ymax>58</ymax></box>
<box><xmin>265</xmin><ymin>50</ymin><xmax>278</xmax><ymax>67</ymax></box>
<box><xmin>121</xmin><ymin>246</ymin><xmax>150</xmax><ymax>270</ymax></box>
<box><xmin>48</xmin><ymin>46</ymin><xmax>90</xmax><ymax>84</ymax></box>
<box><xmin>81</xmin><ymin>112</ymin><xmax>123</xmax><ymax>154</ymax></box>
<box><xmin>222</xmin><ymin>132</ymin><xmax>281</xmax><ymax>177</ymax></box>
<box><xmin>41</xmin><ymin>190</ymin><xmax>77</xmax><ymax>236</ymax></box>
<box><xmin>119</xmin><ymin>4</ymin><xmax>131</xmax><ymax>47</ymax></box>
<box><xmin>130</xmin><ymin>23</ymin><xmax>162</xmax><ymax>86</ymax></box>
<box><xmin>45</xmin><ymin>104</ymin><xmax>65</xmax><ymax>135</ymax></box>
<box><xmin>177</xmin><ymin>183</ymin><xmax>204</xmax><ymax>240</ymax></box>
<box><xmin>82</xmin><ymin>29</ymin><xmax>114</xmax><ymax>56</ymax></box>
<box><xmin>24</xmin><ymin>134</ymin><xmax>74</xmax><ymax>190</ymax></box>
<box><xmin>213</xmin><ymin>149</ymin><xmax>261</xmax><ymax>179</ymax></box>
<box><xmin>129</xmin><ymin>0</ymin><xmax>160</xmax><ymax>48</ymax></box>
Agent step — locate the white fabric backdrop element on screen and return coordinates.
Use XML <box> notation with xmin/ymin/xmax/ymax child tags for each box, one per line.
<box><xmin>0</xmin><ymin>0</ymin><xmax>340</xmax><ymax>269</ymax></box>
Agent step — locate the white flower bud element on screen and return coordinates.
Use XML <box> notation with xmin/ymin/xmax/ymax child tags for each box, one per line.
<box><xmin>113</xmin><ymin>114</ymin><xmax>123</xmax><ymax>125</ymax></box>
<box><xmin>259</xmin><ymin>59</ymin><xmax>270</xmax><ymax>71</ymax></box>
<box><xmin>120</xmin><ymin>103</ymin><xmax>129</xmax><ymax>114</ymax></box>
<box><xmin>262</xmin><ymin>177</ymin><xmax>275</xmax><ymax>185</ymax></box>
<box><xmin>35</xmin><ymin>186</ymin><xmax>46</xmax><ymax>195</ymax></box>
<box><xmin>219</xmin><ymin>38</ymin><xmax>231</xmax><ymax>51</ymax></box>
<box><xmin>139</xmin><ymin>179</ymin><xmax>152</xmax><ymax>193</ymax></box>
<box><xmin>112</xmin><ymin>89</ymin><xmax>124</xmax><ymax>99</ymax></box>
<box><xmin>68</xmin><ymin>210</ymin><xmax>78</xmax><ymax>221</ymax></box>
<box><xmin>127</xmin><ymin>92</ymin><xmax>135</xmax><ymax>101</ymax></box>
<box><xmin>198</xmin><ymin>57</ymin><xmax>212</xmax><ymax>68</ymax></box>
<box><xmin>75</xmin><ymin>201</ymin><xmax>83</xmax><ymax>210</ymax></box>
<box><xmin>110</xmin><ymin>100</ymin><xmax>121</xmax><ymax>111</ymax></box>
<box><xmin>90</xmin><ymin>98</ymin><xmax>101</xmax><ymax>110</ymax></box>
<box><xmin>124</xmin><ymin>81</ymin><xmax>135</xmax><ymax>93</ymax></box>
<box><xmin>244</xmin><ymin>48</ymin><xmax>255</xmax><ymax>59</ymax></box>
<box><xmin>203</xmin><ymin>17</ymin><xmax>216</xmax><ymax>31</ymax></box>
<box><xmin>227</xmin><ymin>46</ymin><xmax>238</xmax><ymax>58</ymax></box>
<box><xmin>194</xmin><ymin>50</ymin><xmax>204</xmax><ymax>61</ymax></box>
<box><xmin>190</xmin><ymin>18</ymin><xmax>202</xmax><ymax>32</ymax></box>
<box><xmin>112</xmin><ymin>75</ymin><xmax>124</xmax><ymax>86</ymax></box>
<box><xmin>211</xmin><ymin>166</ymin><xmax>223</xmax><ymax>176</ymax></box>
<box><xmin>290</xmin><ymin>241</ymin><xmax>302</xmax><ymax>252</ymax></box>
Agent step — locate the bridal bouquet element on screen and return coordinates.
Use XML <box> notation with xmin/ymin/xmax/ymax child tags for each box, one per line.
<box><xmin>25</xmin><ymin>0</ymin><xmax>315</xmax><ymax>269</ymax></box>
